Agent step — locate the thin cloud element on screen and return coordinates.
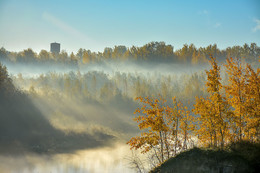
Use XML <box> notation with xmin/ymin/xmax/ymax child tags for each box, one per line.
<box><xmin>42</xmin><ymin>12</ymin><xmax>85</xmax><ymax>38</ymax></box>
<box><xmin>42</xmin><ymin>12</ymin><xmax>101</xmax><ymax>52</ymax></box>
<box><xmin>198</xmin><ymin>10</ymin><xmax>209</xmax><ymax>15</ymax></box>
<box><xmin>198</xmin><ymin>10</ymin><xmax>210</xmax><ymax>25</ymax></box>
<box><xmin>214</xmin><ymin>22</ymin><xmax>221</xmax><ymax>28</ymax></box>
<box><xmin>198</xmin><ymin>10</ymin><xmax>222</xmax><ymax>29</ymax></box>
<box><xmin>252</xmin><ymin>19</ymin><xmax>260</xmax><ymax>32</ymax></box>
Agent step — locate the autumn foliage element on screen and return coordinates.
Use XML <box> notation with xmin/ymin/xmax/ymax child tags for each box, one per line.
<box><xmin>127</xmin><ymin>56</ymin><xmax>259</xmax><ymax>164</ymax></box>
<box><xmin>193</xmin><ymin>56</ymin><xmax>230</xmax><ymax>148</ymax></box>
<box><xmin>127</xmin><ymin>96</ymin><xmax>195</xmax><ymax>164</ymax></box>
<box><xmin>224</xmin><ymin>58</ymin><xmax>260</xmax><ymax>142</ymax></box>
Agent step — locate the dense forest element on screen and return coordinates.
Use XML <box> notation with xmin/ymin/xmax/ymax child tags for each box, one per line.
<box><xmin>0</xmin><ymin>42</ymin><xmax>259</xmax><ymax>172</ymax></box>
<box><xmin>0</xmin><ymin>42</ymin><xmax>259</xmax><ymax>66</ymax></box>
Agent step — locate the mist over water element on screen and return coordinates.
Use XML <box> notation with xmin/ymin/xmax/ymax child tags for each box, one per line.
<box><xmin>0</xmin><ymin>60</ymin><xmax>208</xmax><ymax>172</ymax></box>
<box><xmin>0</xmin><ymin>143</ymin><xmax>135</xmax><ymax>173</ymax></box>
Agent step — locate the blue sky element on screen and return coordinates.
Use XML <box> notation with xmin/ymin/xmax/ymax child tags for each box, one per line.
<box><xmin>0</xmin><ymin>0</ymin><xmax>259</xmax><ymax>53</ymax></box>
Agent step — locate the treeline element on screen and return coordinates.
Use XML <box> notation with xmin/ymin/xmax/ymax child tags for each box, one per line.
<box><xmin>13</xmin><ymin>69</ymin><xmax>207</xmax><ymax>105</ymax></box>
<box><xmin>127</xmin><ymin>57</ymin><xmax>259</xmax><ymax>166</ymax></box>
<box><xmin>1</xmin><ymin>42</ymin><xmax>259</xmax><ymax>65</ymax></box>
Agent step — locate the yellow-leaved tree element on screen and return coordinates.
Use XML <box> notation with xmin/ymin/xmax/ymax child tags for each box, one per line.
<box><xmin>224</xmin><ymin>57</ymin><xmax>260</xmax><ymax>141</ymax></box>
<box><xmin>244</xmin><ymin>63</ymin><xmax>260</xmax><ymax>141</ymax></box>
<box><xmin>193</xmin><ymin>56</ymin><xmax>230</xmax><ymax>148</ymax></box>
<box><xmin>178</xmin><ymin>100</ymin><xmax>195</xmax><ymax>150</ymax></box>
<box><xmin>127</xmin><ymin>96</ymin><xmax>194</xmax><ymax>165</ymax></box>
<box><xmin>127</xmin><ymin>96</ymin><xmax>169</xmax><ymax>164</ymax></box>
<box><xmin>224</xmin><ymin>57</ymin><xmax>247</xmax><ymax>141</ymax></box>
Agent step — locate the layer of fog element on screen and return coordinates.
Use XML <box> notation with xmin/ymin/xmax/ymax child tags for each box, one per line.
<box><xmin>2</xmin><ymin>59</ymin><xmax>209</xmax><ymax>78</ymax></box>
<box><xmin>0</xmin><ymin>143</ymin><xmax>137</xmax><ymax>173</ymax></box>
<box><xmin>3</xmin><ymin>60</ymin><xmax>209</xmax><ymax>147</ymax></box>
<box><xmin>0</xmin><ymin>60</ymin><xmax>211</xmax><ymax>173</ymax></box>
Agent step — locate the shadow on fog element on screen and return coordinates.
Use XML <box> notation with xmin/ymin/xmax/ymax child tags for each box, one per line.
<box><xmin>0</xmin><ymin>73</ymin><xmax>115</xmax><ymax>155</ymax></box>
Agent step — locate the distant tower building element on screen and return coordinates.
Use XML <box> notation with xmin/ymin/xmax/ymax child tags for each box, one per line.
<box><xmin>50</xmin><ymin>42</ymin><xmax>60</xmax><ymax>54</ymax></box>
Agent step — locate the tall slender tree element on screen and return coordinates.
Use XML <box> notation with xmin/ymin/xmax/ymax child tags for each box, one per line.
<box><xmin>224</xmin><ymin>57</ymin><xmax>247</xmax><ymax>141</ymax></box>
<box><xmin>193</xmin><ymin>57</ymin><xmax>230</xmax><ymax>148</ymax></box>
